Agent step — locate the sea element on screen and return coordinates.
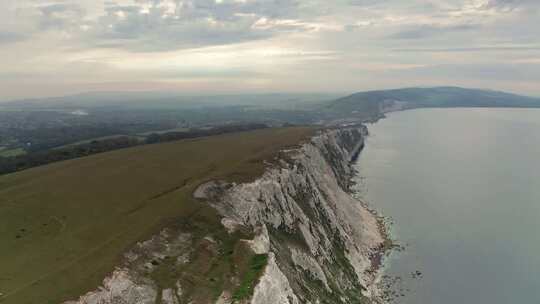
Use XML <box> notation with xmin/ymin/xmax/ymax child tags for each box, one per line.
<box><xmin>353</xmin><ymin>108</ymin><xmax>540</xmax><ymax>304</ymax></box>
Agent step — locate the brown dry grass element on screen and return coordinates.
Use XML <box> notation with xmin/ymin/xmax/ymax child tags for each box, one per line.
<box><xmin>0</xmin><ymin>127</ymin><xmax>314</xmax><ymax>304</ymax></box>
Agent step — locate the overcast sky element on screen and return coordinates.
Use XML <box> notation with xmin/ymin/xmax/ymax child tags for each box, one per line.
<box><xmin>1</xmin><ymin>0</ymin><xmax>539</xmax><ymax>100</ymax></box>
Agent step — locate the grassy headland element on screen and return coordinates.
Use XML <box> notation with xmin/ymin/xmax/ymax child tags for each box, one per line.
<box><xmin>0</xmin><ymin>127</ymin><xmax>314</xmax><ymax>304</ymax></box>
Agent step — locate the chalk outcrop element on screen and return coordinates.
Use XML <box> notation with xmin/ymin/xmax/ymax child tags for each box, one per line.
<box><xmin>65</xmin><ymin>126</ymin><xmax>386</xmax><ymax>304</ymax></box>
<box><xmin>201</xmin><ymin>126</ymin><xmax>385</xmax><ymax>304</ymax></box>
<box><xmin>63</xmin><ymin>269</ymin><xmax>157</xmax><ymax>304</ymax></box>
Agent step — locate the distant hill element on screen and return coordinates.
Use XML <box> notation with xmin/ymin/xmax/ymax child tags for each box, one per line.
<box><xmin>327</xmin><ymin>87</ymin><xmax>540</xmax><ymax>116</ymax></box>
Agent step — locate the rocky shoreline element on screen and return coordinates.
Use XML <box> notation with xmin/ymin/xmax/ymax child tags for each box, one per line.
<box><xmin>348</xmin><ymin>130</ymin><xmax>396</xmax><ymax>304</ymax></box>
<box><xmin>362</xmin><ymin>206</ymin><xmax>399</xmax><ymax>303</ymax></box>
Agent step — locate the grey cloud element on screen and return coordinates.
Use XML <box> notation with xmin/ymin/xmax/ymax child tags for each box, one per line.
<box><xmin>80</xmin><ymin>0</ymin><xmax>306</xmax><ymax>51</ymax></box>
<box><xmin>3</xmin><ymin>0</ymin><xmax>307</xmax><ymax>52</ymax></box>
<box><xmin>37</xmin><ymin>3</ymin><xmax>86</xmax><ymax>30</ymax></box>
<box><xmin>39</xmin><ymin>3</ymin><xmax>84</xmax><ymax>15</ymax></box>
<box><xmin>147</xmin><ymin>67</ymin><xmax>265</xmax><ymax>79</ymax></box>
<box><xmin>346</xmin><ymin>0</ymin><xmax>380</xmax><ymax>6</ymax></box>
<box><xmin>2</xmin><ymin>0</ymin><xmax>540</xmax><ymax>98</ymax></box>
<box><xmin>0</xmin><ymin>31</ymin><xmax>27</xmax><ymax>44</ymax></box>
<box><xmin>393</xmin><ymin>46</ymin><xmax>540</xmax><ymax>52</ymax></box>
<box><xmin>393</xmin><ymin>63</ymin><xmax>540</xmax><ymax>82</ymax></box>
<box><xmin>483</xmin><ymin>0</ymin><xmax>538</xmax><ymax>9</ymax></box>
<box><xmin>389</xmin><ymin>24</ymin><xmax>480</xmax><ymax>40</ymax></box>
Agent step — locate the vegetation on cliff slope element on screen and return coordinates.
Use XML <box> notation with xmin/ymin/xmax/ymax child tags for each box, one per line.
<box><xmin>232</xmin><ymin>254</ymin><xmax>269</xmax><ymax>302</ymax></box>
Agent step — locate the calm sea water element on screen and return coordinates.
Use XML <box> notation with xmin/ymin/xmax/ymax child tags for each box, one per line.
<box><xmin>353</xmin><ymin>108</ymin><xmax>540</xmax><ymax>304</ymax></box>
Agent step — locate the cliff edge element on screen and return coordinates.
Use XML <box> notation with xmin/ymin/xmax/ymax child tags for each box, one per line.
<box><xmin>65</xmin><ymin>126</ymin><xmax>387</xmax><ymax>304</ymax></box>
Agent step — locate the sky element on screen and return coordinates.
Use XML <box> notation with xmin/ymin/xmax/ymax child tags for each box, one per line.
<box><xmin>1</xmin><ymin>0</ymin><xmax>539</xmax><ymax>100</ymax></box>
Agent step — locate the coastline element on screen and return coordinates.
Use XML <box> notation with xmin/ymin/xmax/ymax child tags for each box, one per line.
<box><xmin>345</xmin><ymin>108</ymin><xmax>540</xmax><ymax>304</ymax></box>
<box><xmin>345</xmin><ymin>124</ymin><xmax>397</xmax><ymax>303</ymax></box>
<box><xmin>62</xmin><ymin>125</ymin><xmax>393</xmax><ymax>304</ymax></box>
<box><xmin>205</xmin><ymin>126</ymin><xmax>394</xmax><ymax>304</ymax></box>
<box><xmin>349</xmin><ymin>122</ymin><xmax>401</xmax><ymax>304</ymax></box>
<box><xmin>366</xmin><ymin>206</ymin><xmax>401</xmax><ymax>303</ymax></box>
<box><xmin>357</xmin><ymin>197</ymin><xmax>396</xmax><ymax>303</ymax></box>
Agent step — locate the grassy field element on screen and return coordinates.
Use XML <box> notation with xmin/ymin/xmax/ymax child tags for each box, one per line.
<box><xmin>137</xmin><ymin>127</ymin><xmax>189</xmax><ymax>136</ymax></box>
<box><xmin>52</xmin><ymin>134</ymin><xmax>145</xmax><ymax>150</ymax></box>
<box><xmin>0</xmin><ymin>148</ymin><xmax>26</xmax><ymax>158</ymax></box>
<box><xmin>0</xmin><ymin>127</ymin><xmax>314</xmax><ymax>304</ymax></box>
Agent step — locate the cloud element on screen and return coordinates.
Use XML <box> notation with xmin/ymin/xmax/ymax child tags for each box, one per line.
<box><xmin>76</xmin><ymin>0</ymin><xmax>313</xmax><ymax>51</ymax></box>
<box><xmin>393</xmin><ymin>45</ymin><xmax>540</xmax><ymax>52</ymax></box>
<box><xmin>389</xmin><ymin>23</ymin><xmax>481</xmax><ymax>40</ymax></box>
<box><xmin>448</xmin><ymin>0</ymin><xmax>540</xmax><ymax>18</ymax></box>
<box><xmin>37</xmin><ymin>3</ymin><xmax>86</xmax><ymax>30</ymax></box>
<box><xmin>393</xmin><ymin>62</ymin><xmax>540</xmax><ymax>82</ymax></box>
<box><xmin>1</xmin><ymin>0</ymin><xmax>315</xmax><ymax>52</ymax></box>
<box><xmin>0</xmin><ymin>31</ymin><xmax>27</xmax><ymax>44</ymax></box>
<box><xmin>346</xmin><ymin>0</ymin><xmax>381</xmax><ymax>7</ymax></box>
<box><xmin>11</xmin><ymin>0</ymin><xmax>537</xmax><ymax>52</ymax></box>
<box><xmin>482</xmin><ymin>0</ymin><xmax>538</xmax><ymax>10</ymax></box>
<box><xmin>1</xmin><ymin>0</ymin><xmax>540</xmax><ymax>98</ymax></box>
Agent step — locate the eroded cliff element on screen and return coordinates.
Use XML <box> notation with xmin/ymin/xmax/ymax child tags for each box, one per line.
<box><xmin>65</xmin><ymin>126</ymin><xmax>387</xmax><ymax>304</ymax></box>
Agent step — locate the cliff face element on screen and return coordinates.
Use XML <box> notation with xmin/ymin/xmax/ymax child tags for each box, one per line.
<box><xmin>65</xmin><ymin>126</ymin><xmax>385</xmax><ymax>304</ymax></box>
<box><xmin>199</xmin><ymin>126</ymin><xmax>385</xmax><ymax>304</ymax></box>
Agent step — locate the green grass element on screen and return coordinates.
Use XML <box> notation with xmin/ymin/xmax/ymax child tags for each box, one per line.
<box><xmin>137</xmin><ymin>127</ymin><xmax>189</xmax><ymax>136</ymax></box>
<box><xmin>0</xmin><ymin>148</ymin><xmax>26</xmax><ymax>157</ymax></box>
<box><xmin>0</xmin><ymin>127</ymin><xmax>313</xmax><ymax>304</ymax></box>
<box><xmin>232</xmin><ymin>254</ymin><xmax>269</xmax><ymax>302</ymax></box>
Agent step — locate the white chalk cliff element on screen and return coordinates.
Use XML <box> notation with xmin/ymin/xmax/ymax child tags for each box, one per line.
<box><xmin>65</xmin><ymin>126</ymin><xmax>386</xmax><ymax>304</ymax></box>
